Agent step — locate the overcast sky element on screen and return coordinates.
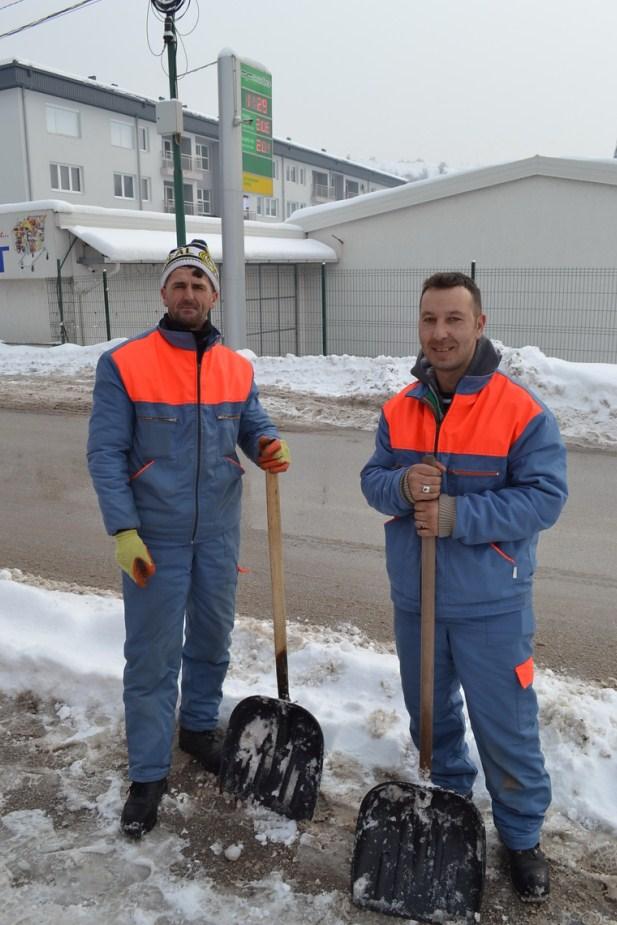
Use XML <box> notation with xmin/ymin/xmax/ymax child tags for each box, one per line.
<box><xmin>2</xmin><ymin>0</ymin><xmax>617</xmax><ymax>169</ymax></box>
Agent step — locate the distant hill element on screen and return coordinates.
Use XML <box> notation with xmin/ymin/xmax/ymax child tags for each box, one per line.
<box><xmin>361</xmin><ymin>157</ymin><xmax>456</xmax><ymax>181</ymax></box>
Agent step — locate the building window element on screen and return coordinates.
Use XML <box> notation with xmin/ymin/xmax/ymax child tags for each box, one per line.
<box><xmin>195</xmin><ymin>138</ymin><xmax>210</xmax><ymax>171</ymax></box>
<box><xmin>285</xmin><ymin>164</ymin><xmax>306</xmax><ymax>184</ymax></box>
<box><xmin>163</xmin><ymin>136</ymin><xmax>192</xmax><ymax>170</ymax></box>
<box><xmin>312</xmin><ymin>169</ymin><xmax>331</xmax><ymax>200</ymax></box>
<box><xmin>113</xmin><ymin>173</ymin><xmax>135</xmax><ymax>199</ymax></box>
<box><xmin>272</xmin><ymin>158</ymin><xmax>280</xmax><ymax>180</ymax></box>
<box><xmin>46</xmin><ymin>105</ymin><xmax>80</xmax><ymax>137</ymax></box>
<box><xmin>49</xmin><ymin>162</ymin><xmax>82</xmax><ymax>193</ymax></box>
<box><xmin>286</xmin><ymin>201</ymin><xmax>305</xmax><ymax>218</ymax></box>
<box><xmin>164</xmin><ymin>182</ymin><xmax>174</xmax><ymax>211</ymax></box>
<box><xmin>196</xmin><ymin>188</ymin><xmax>211</xmax><ymax>215</ymax></box>
<box><xmin>163</xmin><ymin>182</ymin><xmax>195</xmax><ymax>214</ymax></box>
<box><xmin>345</xmin><ymin>179</ymin><xmax>359</xmax><ymax>198</ymax></box>
<box><xmin>139</xmin><ymin>126</ymin><xmax>150</xmax><ymax>152</ymax></box>
<box><xmin>111</xmin><ymin>120</ymin><xmax>134</xmax><ymax>149</ymax></box>
<box><xmin>140</xmin><ymin>177</ymin><xmax>151</xmax><ymax>201</ymax></box>
<box><xmin>257</xmin><ymin>197</ymin><xmax>278</xmax><ymax>217</ymax></box>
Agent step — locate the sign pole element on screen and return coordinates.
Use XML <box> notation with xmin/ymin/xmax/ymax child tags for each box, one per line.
<box><xmin>217</xmin><ymin>49</ymin><xmax>246</xmax><ymax>350</ymax></box>
<box><xmin>164</xmin><ymin>14</ymin><xmax>186</xmax><ymax>247</ymax></box>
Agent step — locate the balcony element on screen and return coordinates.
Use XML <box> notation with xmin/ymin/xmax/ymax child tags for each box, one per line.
<box><xmin>164</xmin><ymin>201</ymin><xmax>211</xmax><ymax>217</ymax></box>
<box><xmin>162</xmin><ymin>154</ymin><xmax>210</xmax><ymax>173</ymax></box>
<box><xmin>311</xmin><ymin>183</ymin><xmax>335</xmax><ymax>203</ymax></box>
<box><xmin>164</xmin><ymin>200</ymin><xmax>196</xmax><ymax>215</ymax></box>
<box><xmin>162</xmin><ymin>154</ymin><xmax>194</xmax><ymax>172</ymax></box>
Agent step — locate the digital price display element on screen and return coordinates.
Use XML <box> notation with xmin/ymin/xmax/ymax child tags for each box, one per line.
<box><xmin>240</xmin><ymin>63</ymin><xmax>273</xmax><ymax>197</ymax></box>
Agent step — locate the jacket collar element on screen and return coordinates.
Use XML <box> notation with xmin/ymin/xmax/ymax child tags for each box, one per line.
<box><xmin>409</xmin><ymin>336</ymin><xmax>501</xmax><ymax>398</ymax></box>
<box><xmin>157</xmin><ymin>315</ymin><xmax>221</xmax><ymax>352</ymax></box>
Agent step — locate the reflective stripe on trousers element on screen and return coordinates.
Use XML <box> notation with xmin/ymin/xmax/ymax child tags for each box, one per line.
<box><xmin>394</xmin><ymin>605</ymin><xmax>551</xmax><ymax>850</ymax></box>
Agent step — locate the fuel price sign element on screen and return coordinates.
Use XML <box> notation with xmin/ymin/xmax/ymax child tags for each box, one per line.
<box><xmin>241</xmin><ymin>63</ymin><xmax>273</xmax><ymax>197</ymax></box>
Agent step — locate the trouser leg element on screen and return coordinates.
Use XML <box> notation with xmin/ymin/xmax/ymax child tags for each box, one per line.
<box><xmin>449</xmin><ymin>608</ymin><xmax>551</xmax><ymax>850</ymax></box>
<box><xmin>394</xmin><ymin>606</ymin><xmax>477</xmax><ymax>795</ymax></box>
<box><xmin>179</xmin><ymin>525</ymin><xmax>240</xmax><ymax>731</ymax></box>
<box><xmin>122</xmin><ymin>542</ymin><xmax>192</xmax><ymax>782</ymax></box>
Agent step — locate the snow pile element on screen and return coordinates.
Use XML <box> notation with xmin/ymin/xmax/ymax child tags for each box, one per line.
<box><xmin>0</xmin><ymin>339</ymin><xmax>124</xmax><ymax>377</ymax></box>
<box><xmin>2</xmin><ymin>338</ymin><xmax>617</xmax><ymax>446</ymax></box>
<box><xmin>0</xmin><ymin>573</ymin><xmax>615</xmax><ymax>829</ymax></box>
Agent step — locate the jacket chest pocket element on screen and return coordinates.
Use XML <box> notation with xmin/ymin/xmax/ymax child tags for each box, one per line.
<box><xmin>135</xmin><ymin>414</ymin><xmax>177</xmax><ymax>458</ymax></box>
<box><xmin>216</xmin><ymin>412</ymin><xmax>241</xmax><ymax>455</ymax></box>
<box><xmin>446</xmin><ymin>467</ymin><xmax>503</xmax><ymax>495</ymax></box>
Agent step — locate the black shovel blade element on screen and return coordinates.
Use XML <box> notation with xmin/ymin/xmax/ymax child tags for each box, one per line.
<box><xmin>219</xmin><ymin>694</ymin><xmax>324</xmax><ymax>821</ymax></box>
<box><xmin>351</xmin><ymin>780</ymin><xmax>486</xmax><ymax>923</ymax></box>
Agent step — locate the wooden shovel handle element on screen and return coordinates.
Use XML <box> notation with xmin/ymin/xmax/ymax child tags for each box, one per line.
<box><xmin>419</xmin><ymin>534</ymin><xmax>436</xmax><ymax>777</ymax></box>
<box><xmin>419</xmin><ymin>454</ymin><xmax>438</xmax><ymax>777</ymax></box>
<box><xmin>266</xmin><ymin>471</ymin><xmax>290</xmax><ymax>701</ymax></box>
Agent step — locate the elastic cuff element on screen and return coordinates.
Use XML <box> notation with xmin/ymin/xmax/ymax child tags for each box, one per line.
<box><xmin>437</xmin><ymin>495</ymin><xmax>456</xmax><ymax>536</ymax></box>
<box><xmin>400</xmin><ymin>470</ymin><xmax>414</xmax><ymax>506</ymax></box>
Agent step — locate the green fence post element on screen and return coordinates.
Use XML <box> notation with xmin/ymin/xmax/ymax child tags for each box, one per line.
<box><xmin>470</xmin><ymin>260</ymin><xmax>476</xmax><ymax>281</ymax></box>
<box><xmin>102</xmin><ymin>269</ymin><xmax>111</xmax><ymax>341</ymax></box>
<box><xmin>55</xmin><ymin>258</ymin><xmax>66</xmax><ymax>343</ymax></box>
<box><xmin>321</xmin><ymin>262</ymin><xmax>327</xmax><ymax>355</ymax></box>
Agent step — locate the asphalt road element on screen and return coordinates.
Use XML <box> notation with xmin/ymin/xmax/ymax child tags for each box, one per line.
<box><xmin>1</xmin><ymin>408</ymin><xmax>615</xmax><ymax>686</ymax></box>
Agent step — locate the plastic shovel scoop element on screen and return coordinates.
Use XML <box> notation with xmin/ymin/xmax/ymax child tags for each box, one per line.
<box><xmin>219</xmin><ymin>471</ymin><xmax>324</xmax><ymax>821</ymax></box>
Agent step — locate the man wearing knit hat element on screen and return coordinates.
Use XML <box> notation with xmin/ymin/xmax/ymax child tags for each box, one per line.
<box><xmin>87</xmin><ymin>238</ymin><xmax>290</xmax><ymax>839</ymax></box>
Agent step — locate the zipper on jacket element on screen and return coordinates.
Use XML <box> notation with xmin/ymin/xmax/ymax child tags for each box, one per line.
<box><xmin>420</xmin><ymin>385</ymin><xmax>443</xmax><ymax>454</ymax></box>
<box><xmin>490</xmin><ymin>542</ymin><xmax>518</xmax><ymax>578</ymax></box>
<box><xmin>449</xmin><ymin>468</ymin><xmax>500</xmax><ymax>477</ymax></box>
<box><xmin>192</xmin><ymin>352</ymin><xmax>203</xmax><ymax>542</ymax></box>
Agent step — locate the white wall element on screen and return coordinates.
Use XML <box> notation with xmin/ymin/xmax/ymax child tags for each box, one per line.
<box><xmin>19</xmin><ymin>91</ymin><xmax>162</xmax><ymax>211</ymax></box>
<box><xmin>308</xmin><ymin>176</ymin><xmax>617</xmax><ymax>269</ymax></box>
<box><xmin>300</xmin><ymin>174</ymin><xmax>617</xmax><ymax>361</ymax></box>
<box><xmin>0</xmin><ymin>90</ymin><xmax>29</xmax><ymax>202</ymax></box>
<box><xmin>0</xmin><ymin>278</ymin><xmax>52</xmax><ymax>342</ymax></box>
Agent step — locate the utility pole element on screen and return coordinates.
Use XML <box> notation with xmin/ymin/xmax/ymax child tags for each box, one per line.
<box><xmin>151</xmin><ymin>0</ymin><xmax>188</xmax><ymax>245</ymax></box>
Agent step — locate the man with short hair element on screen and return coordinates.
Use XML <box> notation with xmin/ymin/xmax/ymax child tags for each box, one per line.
<box><xmin>361</xmin><ymin>271</ymin><xmax>567</xmax><ymax>904</ymax></box>
<box><xmin>88</xmin><ymin>239</ymin><xmax>290</xmax><ymax>838</ymax></box>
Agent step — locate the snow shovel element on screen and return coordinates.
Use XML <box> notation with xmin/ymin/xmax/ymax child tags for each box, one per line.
<box><xmin>219</xmin><ymin>470</ymin><xmax>324</xmax><ymax>821</ymax></box>
<box><xmin>351</xmin><ymin>522</ymin><xmax>486</xmax><ymax>922</ymax></box>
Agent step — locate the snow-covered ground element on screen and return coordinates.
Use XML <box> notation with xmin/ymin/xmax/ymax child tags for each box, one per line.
<box><xmin>1</xmin><ymin>339</ymin><xmax>616</xmax><ymax>923</ymax></box>
<box><xmin>1</xmin><ymin>570</ymin><xmax>616</xmax><ymax>924</ymax></box>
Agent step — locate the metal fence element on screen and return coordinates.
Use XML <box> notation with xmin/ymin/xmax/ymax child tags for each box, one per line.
<box><xmin>321</xmin><ymin>266</ymin><xmax>617</xmax><ymax>362</ymax></box>
<box><xmin>48</xmin><ymin>263</ymin><xmax>309</xmax><ymax>354</ymax></box>
<box><xmin>48</xmin><ymin>264</ymin><xmax>617</xmax><ymax>363</ymax></box>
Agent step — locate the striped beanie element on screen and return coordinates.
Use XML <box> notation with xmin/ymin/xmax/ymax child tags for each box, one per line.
<box><xmin>160</xmin><ymin>239</ymin><xmax>219</xmax><ymax>293</ymax></box>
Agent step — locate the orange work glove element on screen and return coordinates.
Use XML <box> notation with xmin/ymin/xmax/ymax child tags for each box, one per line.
<box><xmin>257</xmin><ymin>436</ymin><xmax>291</xmax><ymax>473</ymax></box>
<box><xmin>114</xmin><ymin>529</ymin><xmax>156</xmax><ymax>587</ymax></box>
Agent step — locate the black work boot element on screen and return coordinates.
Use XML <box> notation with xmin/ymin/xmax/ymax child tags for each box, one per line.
<box><xmin>179</xmin><ymin>727</ymin><xmax>224</xmax><ymax>774</ymax></box>
<box><xmin>120</xmin><ymin>778</ymin><xmax>168</xmax><ymax>839</ymax></box>
<box><xmin>508</xmin><ymin>844</ymin><xmax>550</xmax><ymax>902</ymax></box>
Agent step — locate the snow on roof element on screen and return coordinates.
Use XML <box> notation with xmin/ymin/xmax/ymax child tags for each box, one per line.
<box><xmin>0</xmin><ymin>200</ymin><xmax>336</xmax><ymax>262</ymax></box>
<box><xmin>64</xmin><ymin>226</ymin><xmax>337</xmax><ymax>264</ymax></box>
<box><xmin>287</xmin><ymin>154</ymin><xmax>617</xmax><ymax>231</ymax></box>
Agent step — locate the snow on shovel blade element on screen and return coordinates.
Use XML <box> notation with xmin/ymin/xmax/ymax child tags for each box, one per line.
<box><xmin>219</xmin><ymin>694</ymin><xmax>324</xmax><ymax>821</ymax></box>
<box><xmin>351</xmin><ymin>781</ymin><xmax>485</xmax><ymax>923</ymax></box>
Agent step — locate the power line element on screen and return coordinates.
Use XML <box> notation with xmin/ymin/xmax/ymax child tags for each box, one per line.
<box><xmin>0</xmin><ymin>0</ymin><xmax>103</xmax><ymax>39</ymax></box>
<box><xmin>0</xmin><ymin>0</ymin><xmax>31</xmax><ymax>12</ymax></box>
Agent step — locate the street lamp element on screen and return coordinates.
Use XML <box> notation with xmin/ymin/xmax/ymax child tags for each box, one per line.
<box><xmin>150</xmin><ymin>0</ymin><xmax>190</xmax><ymax>245</ymax></box>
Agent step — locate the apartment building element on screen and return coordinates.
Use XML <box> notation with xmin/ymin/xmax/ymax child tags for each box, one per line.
<box><xmin>0</xmin><ymin>59</ymin><xmax>403</xmax><ymax>221</ymax></box>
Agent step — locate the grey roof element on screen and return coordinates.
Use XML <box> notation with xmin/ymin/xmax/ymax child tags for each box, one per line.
<box><xmin>288</xmin><ymin>154</ymin><xmax>617</xmax><ymax>230</ymax></box>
